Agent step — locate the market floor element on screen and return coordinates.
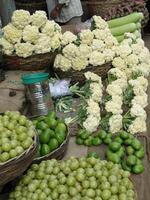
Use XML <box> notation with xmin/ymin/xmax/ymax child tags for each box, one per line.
<box><xmin>1</xmin><ymin>34</ymin><xmax>150</xmax><ymax>199</ymax></box>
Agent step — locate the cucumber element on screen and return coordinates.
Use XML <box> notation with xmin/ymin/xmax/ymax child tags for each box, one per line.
<box><xmin>110</xmin><ymin>23</ymin><xmax>137</xmax><ymax>36</ymax></box>
<box><xmin>136</xmin><ymin>22</ymin><xmax>141</xmax><ymax>29</ymax></box>
<box><xmin>108</xmin><ymin>12</ymin><xmax>144</xmax><ymax>28</ymax></box>
<box><xmin>116</xmin><ymin>30</ymin><xmax>141</xmax><ymax>43</ymax></box>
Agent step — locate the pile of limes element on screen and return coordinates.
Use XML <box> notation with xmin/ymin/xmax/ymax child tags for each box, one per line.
<box><xmin>33</xmin><ymin>111</ymin><xmax>67</xmax><ymax>157</ymax></box>
<box><xmin>0</xmin><ymin>111</ymin><xmax>35</xmax><ymax>163</ymax></box>
<box><xmin>106</xmin><ymin>131</ymin><xmax>145</xmax><ymax>174</ymax></box>
<box><xmin>9</xmin><ymin>157</ymin><xmax>135</xmax><ymax>200</ymax></box>
<box><xmin>76</xmin><ymin>129</ymin><xmax>113</xmax><ymax>146</ymax></box>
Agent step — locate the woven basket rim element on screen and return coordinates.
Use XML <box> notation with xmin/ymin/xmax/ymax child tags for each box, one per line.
<box><xmin>3</xmin><ymin>52</ymin><xmax>51</xmax><ymax>59</ymax></box>
<box><xmin>0</xmin><ymin>133</ymin><xmax>37</xmax><ymax>167</ymax></box>
<box><xmin>33</xmin><ymin>127</ymin><xmax>69</xmax><ymax>162</ymax></box>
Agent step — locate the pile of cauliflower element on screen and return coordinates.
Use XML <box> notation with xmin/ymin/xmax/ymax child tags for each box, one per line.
<box><xmin>54</xmin><ymin>15</ymin><xmax>118</xmax><ymax>72</ymax></box>
<box><xmin>81</xmin><ymin>72</ymin><xmax>103</xmax><ymax>133</ymax></box>
<box><xmin>0</xmin><ymin>10</ymin><xmax>62</xmax><ymax>58</ymax></box>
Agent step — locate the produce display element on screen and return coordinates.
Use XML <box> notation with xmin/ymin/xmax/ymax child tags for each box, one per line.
<box><xmin>54</xmin><ymin>15</ymin><xmax>117</xmax><ymax>72</ymax></box>
<box><xmin>0</xmin><ymin>10</ymin><xmax>62</xmax><ymax>58</ymax></box>
<box><xmin>9</xmin><ymin>157</ymin><xmax>135</xmax><ymax>200</ymax></box>
<box><xmin>33</xmin><ymin>112</ymin><xmax>67</xmax><ymax>157</ymax></box>
<box><xmin>0</xmin><ymin>111</ymin><xmax>35</xmax><ymax>163</ymax></box>
<box><xmin>108</xmin><ymin>12</ymin><xmax>143</xmax><ymax>42</ymax></box>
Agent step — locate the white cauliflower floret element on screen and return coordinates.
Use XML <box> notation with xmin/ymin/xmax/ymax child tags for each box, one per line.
<box><xmin>83</xmin><ymin>115</ymin><xmax>100</xmax><ymax>133</ymax></box>
<box><xmin>106</xmin><ymin>83</ymin><xmax>122</xmax><ymax>96</ymax></box>
<box><xmin>104</xmin><ymin>35</ymin><xmax>118</xmax><ymax>48</ymax></box>
<box><xmin>89</xmin><ymin>51</ymin><xmax>105</xmax><ymax>66</ymax></box>
<box><xmin>72</xmin><ymin>57</ymin><xmax>88</xmax><ymax>71</ymax></box>
<box><xmin>108</xmin><ymin>68</ymin><xmax>127</xmax><ymax>80</ymax></box>
<box><xmin>103</xmin><ymin>49</ymin><xmax>115</xmax><ymax>62</ymax></box>
<box><xmin>130</xmin><ymin>104</ymin><xmax>146</xmax><ymax>119</ymax></box>
<box><xmin>128</xmin><ymin>117</ymin><xmax>146</xmax><ymax>134</ymax></box>
<box><xmin>129</xmin><ymin>76</ymin><xmax>148</xmax><ymax>91</ymax></box>
<box><xmin>30</xmin><ymin>11</ymin><xmax>47</xmax><ymax>28</ymax></box>
<box><xmin>54</xmin><ymin>54</ymin><xmax>71</xmax><ymax>71</ymax></box>
<box><xmin>136</xmin><ymin>38</ymin><xmax>145</xmax><ymax>48</ymax></box>
<box><xmin>3</xmin><ymin>23</ymin><xmax>22</xmax><ymax>44</ymax></box>
<box><xmin>63</xmin><ymin>43</ymin><xmax>79</xmax><ymax>59</ymax></box>
<box><xmin>134</xmin><ymin>63</ymin><xmax>150</xmax><ymax>77</ymax></box>
<box><xmin>131</xmin><ymin>43</ymin><xmax>143</xmax><ymax>55</ymax></box>
<box><xmin>132</xmin><ymin>94</ymin><xmax>148</xmax><ymax>108</ymax></box>
<box><xmin>86</xmin><ymin>99</ymin><xmax>100</xmax><ymax>118</ymax></box>
<box><xmin>138</xmin><ymin>47</ymin><xmax>150</xmax><ymax>63</ymax></box>
<box><xmin>90</xmin><ymin>82</ymin><xmax>103</xmax><ymax>103</ymax></box>
<box><xmin>125</xmin><ymin>53</ymin><xmax>139</xmax><ymax>66</ymax></box>
<box><xmin>79</xmin><ymin>44</ymin><xmax>92</xmax><ymax>59</ymax></box>
<box><xmin>91</xmin><ymin>39</ymin><xmax>105</xmax><ymax>52</ymax></box>
<box><xmin>92</xmin><ymin>29</ymin><xmax>108</xmax><ymax>40</ymax></box>
<box><xmin>0</xmin><ymin>38</ymin><xmax>14</xmax><ymax>55</ymax></box>
<box><xmin>109</xmin><ymin>114</ymin><xmax>122</xmax><ymax>133</ymax></box>
<box><xmin>51</xmin><ymin>34</ymin><xmax>62</xmax><ymax>51</ymax></box>
<box><xmin>105</xmin><ymin>99</ymin><xmax>123</xmax><ymax>115</ymax></box>
<box><xmin>93</xmin><ymin>15</ymin><xmax>108</xmax><ymax>29</ymax></box>
<box><xmin>112</xmin><ymin>57</ymin><xmax>127</xmax><ymax>70</ymax></box>
<box><xmin>23</xmin><ymin>25</ymin><xmax>39</xmax><ymax>44</ymax></box>
<box><xmin>42</xmin><ymin>21</ymin><xmax>61</xmax><ymax>37</ymax></box>
<box><xmin>80</xmin><ymin>30</ymin><xmax>94</xmax><ymax>45</ymax></box>
<box><xmin>12</xmin><ymin>10</ymin><xmax>30</xmax><ymax>29</ymax></box>
<box><xmin>61</xmin><ymin>31</ymin><xmax>77</xmax><ymax>46</ymax></box>
<box><xmin>84</xmin><ymin>71</ymin><xmax>102</xmax><ymax>84</ymax></box>
<box><xmin>35</xmin><ymin>34</ymin><xmax>51</xmax><ymax>54</ymax></box>
<box><xmin>112</xmin><ymin>79</ymin><xmax>128</xmax><ymax>91</ymax></box>
<box><xmin>115</xmin><ymin>44</ymin><xmax>132</xmax><ymax>58</ymax></box>
<box><xmin>15</xmin><ymin>42</ymin><xmax>34</xmax><ymax>58</ymax></box>
<box><xmin>133</xmin><ymin>85</ymin><xmax>146</xmax><ymax>96</ymax></box>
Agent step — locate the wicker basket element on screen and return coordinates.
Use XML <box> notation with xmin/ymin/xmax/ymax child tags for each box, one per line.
<box><xmin>3</xmin><ymin>53</ymin><xmax>56</xmax><ymax>71</ymax></box>
<box><xmin>0</xmin><ymin>134</ymin><xmax>38</xmax><ymax>186</ymax></box>
<box><xmin>54</xmin><ymin>63</ymin><xmax>112</xmax><ymax>85</ymax></box>
<box><xmin>33</xmin><ymin>130</ymin><xmax>69</xmax><ymax>164</ymax></box>
<box><xmin>15</xmin><ymin>0</ymin><xmax>48</xmax><ymax>14</ymax></box>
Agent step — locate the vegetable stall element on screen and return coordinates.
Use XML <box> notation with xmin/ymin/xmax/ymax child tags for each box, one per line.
<box><xmin>0</xmin><ymin>9</ymin><xmax>150</xmax><ymax>200</ymax></box>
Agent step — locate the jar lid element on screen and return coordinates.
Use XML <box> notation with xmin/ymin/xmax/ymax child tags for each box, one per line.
<box><xmin>22</xmin><ymin>72</ymin><xmax>49</xmax><ymax>84</ymax></box>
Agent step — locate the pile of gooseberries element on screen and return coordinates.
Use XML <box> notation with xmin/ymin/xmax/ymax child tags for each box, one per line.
<box><xmin>9</xmin><ymin>157</ymin><xmax>135</xmax><ymax>200</ymax></box>
<box><xmin>0</xmin><ymin>111</ymin><xmax>35</xmax><ymax>163</ymax></box>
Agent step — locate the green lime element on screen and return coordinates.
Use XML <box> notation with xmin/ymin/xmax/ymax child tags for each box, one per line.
<box><xmin>40</xmin><ymin>144</ymin><xmax>50</xmax><ymax>156</ymax></box>
<box><xmin>87</xmin><ymin>152</ymin><xmax>99</xmax><ymax>159</ymax></box>
<box><xmin>136</xmin><ymin>159</ymin><xmax>143</xmax><ymax>165</ymax></box>
<box><xmin>121</xmin><ymin>160</ymin><xmax>131</xmax><ymax>172</ymax></box>
<box><xmin>124</xmin><ymin>138</ymin><xmax>132</xmax><ymax>145</ymax></box>
<box><xmin>106</xmin><ymin>149</ymin><xmax>120</xmax><ymax>164</ymax></box>
<box><xmin>47</xmin><ymin>111</ymin><xmax>56</xmax><ymax>119</ymax></box>
<box><xmin>116</xmin><ymin>146</ymin><xmax>125</xmax><ymax>158</ymax></box>
<box><xmin>114</xmin><ymin>136</ymin><xmax>123</xmax><ymax>144</ymax></box>
<box><xmin>37</xmin><ymin>116</ymin><xmax>46</xmax><ymax>122</ymax></box>
<box><xmin>48</xmin><ymin>138</ymin><xmax>59</xmax><ymax>151</ymax></box>
<box><xmin>49</xmin><ymin>129</ymin><xmax>56</xmax><ymax>138</ymax></box>
<box><xmin>103</xmin><ymin>137</ymin><xmax>112</xmax><ymax>145</ymax></box>
<box><xmin>80</xmin><ymin>132</ymin><xmax>90</xmax><ymax>140</ymax></box>
<box><xmin>39</xmin><ymin>130</ymin><xmax>51</xmax><ymax>144</ymax></box>
<box><xmin>92</xmin><ymin>137</ymin><xmax>102</xmax><ymax>146</ymax></box>
<box><xmin>120</xmin><ymin>131</ymin><xmax>129</xmax><ymax>140</ymax></box>
<box><xmin>36</xmin><ymin>121</ymin><xmax>48</xmax><ymax>130</ymax></box>
<box><xmin>134</xmin><ymin>148</ymin><xmax>145</xmax><ymax>159</ymax></box>
<box><xmin>37</xmin><ymin>129</ymin><xmax>42</xmax><ymax>135</ymax></box>
<box><xmin>109</xmin><ymin>142</ymin><xmax>121</xmax><ymax>152</ymax></box>
<box><xmin>55</xmin><ymin>132</ymin><xmax>66</xmax><ymax>144</ymax></box>
<box><xmin>45</xmin><ymin>117</ymin><xmax>57</xmax><ymax>129</ymax></box>
<box><xmin>76</xmin><ymin>137</ymin><xmax>84</xmax><ymax>145</ymax></box>
<box><xmin>132</xmin><ymin>164</ymin><xmax>144</xmax><ymax>174</ymax></box>
<box><xmin>126</xmin><ymin>146</ymin><xmax>135</xmax><ymax>155</ymax></box>
<box><xmin>131</xmin><ymin>139</ymin><xmax>141</xmax><ymax>150</ymax></box>
<box><xmin>55</xmin><ymin>123</ymin><xmax>67</xmax><ymax>134</ymax></box>
<box><xmin>78</xmin><ymin>129</ymin><xmax>86</xmax><ymax>137</ymax></box>
<box><xmin>84</xmin><ymin>138</ymin><xmax>92</xmax><ymax>146</ymax></box>
<box><xmin>98</xmin><ymin>130</ymin><xmax>107</xmax><ymax>140</ymax></box>
<box><xmin>126</xmin><ymin>155</ymin><xmax>137</xmax><ymax>166</ymax></box>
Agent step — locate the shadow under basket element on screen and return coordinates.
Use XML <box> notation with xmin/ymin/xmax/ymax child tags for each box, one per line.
<box><xmin>3</xmin><ymin>53</ymin><xmax>56</xmax><ymax>71</ymax></box>
<box><xmin>33</xmin><ymin>131</ymin><xmax>69</xmax><ymax>164</ymax></box>
<box><xmin>0</xmin><ymin>135</ymin><xmax>38</xmax><ymax>186</ymax></box>
<box><xmin>54</xmin><ymin>62</ymin><xmax>112</xmax><ymax>85</ymax></box>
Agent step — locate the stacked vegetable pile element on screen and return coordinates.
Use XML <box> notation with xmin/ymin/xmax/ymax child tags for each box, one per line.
<box><xmin>0</xmin><ymin>111</ymin><xmax>35</xmax><ymax>163</ymax></box>
<box><xmin>33</xmin><ymin>111</ymin><xmax>67</xmax><ymax>157</ymax></box>
<box><xmin>9</xmin><ymin>157</ymin><xmax>135</xmax><ymax>200</ymax></box>
<box><xmin>108</xmin><ymin>12</ymin><xmax>143</xmax><ymax>42</ymax></box>
<box><xmin>0</xmin><ymin>10</ymin><xmax>62</xmax><ymax>58</ymax></box>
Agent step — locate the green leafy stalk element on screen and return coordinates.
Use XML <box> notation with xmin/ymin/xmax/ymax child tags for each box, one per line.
<box><xmin>131</xmin><ymin>71</ymin><xmax>142</xmax><ymax>80</ymax></box>
<box><xmin>123</xmin><ymin>85</ymin><xmax>134</xmax><ymax>107</ymax></box>
<box><xmin>122</xmin><ymin>110</ymin><xmax>136</xmax><ymax>131</ymax></box>
<box><xmin>55</xmin><ymin>96</ymin><xmax>73</xmax><ymax>113</ymax></box>
<box><xmin>107</xmin><ymin>73</ymin><xmax>117</xmax><ymax>84</ymax></box>
<box><xmin>100</xmin><ymin>113</ymin><xmax>112</xmax><ymax>132</ymax></box>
